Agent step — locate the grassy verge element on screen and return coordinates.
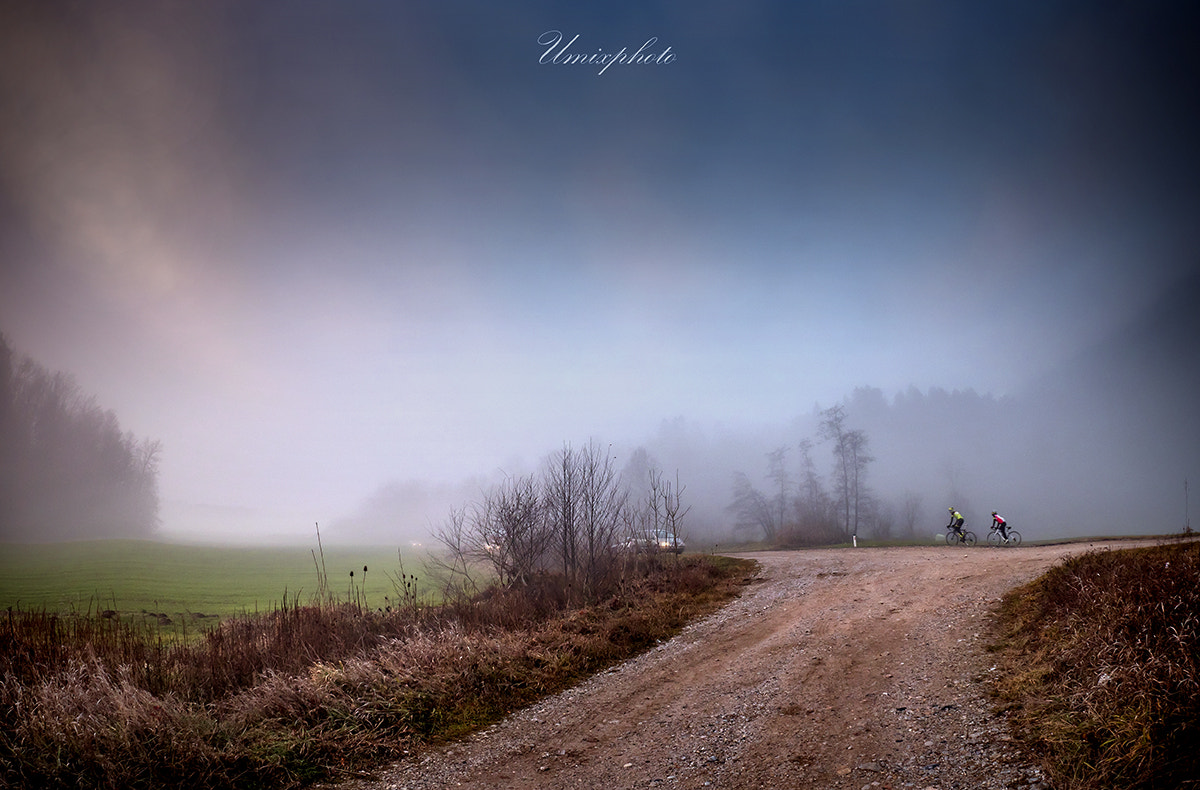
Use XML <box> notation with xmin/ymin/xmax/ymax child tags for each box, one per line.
<box><xmin>1</xmin><ymin>553</ymin><xmax>755</xmax><ymax>790</ymax></box>
<box><xmin>989</xmin><ymin>539</ymin><xmax>1200</xmax><ymax>790</ymax></box>
<box><xmin>0</xmin><ymin>540</ymin><xmax>437</xmax><ymax>634</ymax></box>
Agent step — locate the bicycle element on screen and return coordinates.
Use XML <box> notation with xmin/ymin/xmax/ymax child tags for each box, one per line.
<box><xmin>986</xmin><ymin>526</ymin><xmax>1022</xmax><ymax>547</ymax></box>
<box><xmin>945</xmin><ymin>526</ymin><xmax>977</xmax><ymax>547</ymax></box>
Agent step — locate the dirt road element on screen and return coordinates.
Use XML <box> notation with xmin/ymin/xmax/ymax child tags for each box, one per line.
<box><xmin>339</xmin><ymin>541</ymin><xmax>1143</xmax><ymax>790</ymax></box>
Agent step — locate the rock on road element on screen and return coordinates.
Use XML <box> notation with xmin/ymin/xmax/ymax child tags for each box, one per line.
<box><xmin>333</xmin><ymin>541</ymin><xmax>1147</xmax><ymax>790</ymax></box>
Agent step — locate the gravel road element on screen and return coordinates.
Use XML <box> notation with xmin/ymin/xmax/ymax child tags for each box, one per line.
<box><xmin>330</xmin><ymin>541</ymin><xmax>1144</xmax><ymax>790</ymax></box>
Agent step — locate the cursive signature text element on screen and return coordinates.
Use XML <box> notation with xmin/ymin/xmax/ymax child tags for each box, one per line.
<box><xmin>537</xmin><ymin>30</ymin><xmax>676</xmax><ymax>75</ymax></box>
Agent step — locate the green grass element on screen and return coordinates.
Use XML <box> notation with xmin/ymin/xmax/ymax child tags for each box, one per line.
<box><xmin>0</xmin><ymin>540</ymin><xmax>435</xmax><ymax>623</ymax></box>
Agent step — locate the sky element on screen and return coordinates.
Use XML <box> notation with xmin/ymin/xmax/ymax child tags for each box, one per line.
<box><xmin>1</xmin><ymin>1</ymin><xmax>1197</xmax><ymax>543</ymax></box>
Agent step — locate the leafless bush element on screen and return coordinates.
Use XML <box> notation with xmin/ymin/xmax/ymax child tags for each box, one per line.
<box><xmin>432</xmin><ymin>443</ymin><xmax>687</xmax><ymax>605</ymax></box>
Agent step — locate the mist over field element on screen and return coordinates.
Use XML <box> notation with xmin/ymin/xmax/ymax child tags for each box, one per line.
<box><xmin>1</xmin><ymin>2</ymin><xmax>1197</xmax><ymax>546</ymax></box>
<box><xmin>333</xmin><ymin>271</ymin><xmax>1200</xmax><ymax>547</ymax></box>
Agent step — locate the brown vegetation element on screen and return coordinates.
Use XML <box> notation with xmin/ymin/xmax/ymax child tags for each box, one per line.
<box><xmin>0</xmin><ymin>553</ymin><xmax>752</xmax><ymax>790</ymax></box>
<box><xmin>991</xmin><ymin>539</ymin><xmax>1200</xmax><ymax>789</ymax></box>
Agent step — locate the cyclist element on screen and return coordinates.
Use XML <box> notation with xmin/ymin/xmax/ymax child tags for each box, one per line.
<box><xmin>991</xmin><ymin>511</ymin><xmax>1009</xmax><ymax>540</ymax></box>
<box><xmin>947</xmin><ymin>507</ymin><xmax>966</xmax><ymax>540</ymax></box>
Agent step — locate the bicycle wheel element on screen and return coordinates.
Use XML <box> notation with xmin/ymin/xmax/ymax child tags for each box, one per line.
<box><xmin>962</xmin><ymin>531</ymin><xmax>977</xmax><ymax>547</ymax></box>
<box><xmin>986</xmin><ymin>530</ymin><xmax>1001</xmax><ymax>547</ymax></box>
<box><xmin>1005</xmin><ymin>530</ymin><xmax>1021</xmax><ymax>546</ymax></box>
<box><xmin>945</xmin><ymin>530</ymin><xmax>960</xmax><ymax>545</ymax></box>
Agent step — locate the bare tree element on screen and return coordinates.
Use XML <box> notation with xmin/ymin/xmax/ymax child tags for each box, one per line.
<box><xmin>645</xmin><ymin>468</ymin><xmax>665</xmax><ymax>536</ymax></box>
<box><xmin>624</xmin><ymin>465</ymin><xmax>691</xmax><ymax>552</ymax></box>
<box><xmin>820</xmin><ymin>405</ymin><xmax>874</xmax><ymax>541</ymax></box>
<box><xmin>864</xmin><ymin>495</ymin><xmax>890</xmax><ymax>539</ymax></box>
<box><xmin>728</xmin><ymin>471</ymin><xmax>777</xmax><ymax>542</ymax></box>
<box><xmin>846</xmin><ymin>428</ymin><xmax>873</xmax><ymax>537</ymax></box>
<box><xmin>820</xmin><ymin>405</ymin><xmax>852</xmax><ymax>540</ymax></box>
<box><xmin>660</xmin><ymin>469</ymin><xmax>691</xmax><ymax>552</ymax></box>
<box><xmin>793</xmin><ymin>438</ymin><xmax>839</xmax><ymax>544</ymax></box>
<box><xmin>765</xmin><ymin>446</ymin><xmax>792</xmax><ymax>537</ymax></box>
<box><xmin>544</xmin><ymin>443</ymin><xmax>581</xmax><ymax>586</ymax></box>
<box><xmin>576</xmin><ymin>442</ymin><xmax>627</xmax><ymax>594</ymax></box>
<box><xmin>900</xmin><ymin>491</ymin><xmax>923</xmax><ymax>538</ymax></box>
<box><xmin>428</xmin><ymin>506</ymin><xmax>482</xmax><ymax>601</ymax></box>
<box><xmin>478</xmin><ymin>473</ymin><xmax>552</xmax><ymax>586</ymax></box>
<box><xmin>540</xmin><ymin>442</ymin><xmax>631</xmax><ymax>601</ymax></box>
<box><xmin>433</xmin><ymin>442</ymin><xmax>695</xmax><ymax>601</ymax></box>
<box><xmin>620</xmin><ymin>446</ymin><xmax>658</xmax><ymax>500</ymax></box>
<box><xmin>429</xmin><ymin>472</ymin><xmax>552</xmax><ymax>595</ymax></box>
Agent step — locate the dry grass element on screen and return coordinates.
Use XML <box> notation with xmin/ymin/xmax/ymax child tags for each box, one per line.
<box><xmin>0</xmin><ymin>553</ymin><xmax>754</xmax><ymax>789</ymax></box>
<box><xmin>990</xmin><ymin>539</ymin><xmax>1200</xmax><ymax>790</ymax></box>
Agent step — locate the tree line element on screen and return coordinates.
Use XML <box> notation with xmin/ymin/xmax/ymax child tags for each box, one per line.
<box><xmin>430</xmin><ymin>442</ymin><xmax>688</xmax><ymax>604</ymax></box>
<box><xmin>728</xmin><ymin>403</ymin><xmax>920</xmax><ymax>546</ymax></box>
<box><xmin>0</xmin><ymin>333</ymin><xmax>161</xmax><ymax>542</ymax></box>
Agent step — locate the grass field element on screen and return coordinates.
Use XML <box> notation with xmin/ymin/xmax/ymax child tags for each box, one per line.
<box><xmin>0</xmin><ymin>539</ymin><xmax>435</xmax><ymax>623</ymax></box>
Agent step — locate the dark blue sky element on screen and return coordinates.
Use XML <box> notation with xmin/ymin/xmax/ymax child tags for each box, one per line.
<box><xmin>1</xmin><ymin>1</ymin><xmax>1197</xmax><ymax>540</ymax></box>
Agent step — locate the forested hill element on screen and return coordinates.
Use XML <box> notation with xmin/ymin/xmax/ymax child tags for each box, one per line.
<box><xmin>0</xmin><ymin>333</ymin><xmax>161</xmax><ymax>542</ymax></box>
<box><xmin>848</xmin><ymin>271</ymin><xmax>1199</xmax><ymax>535</ymax></box>
<box><xmin>651</xmin><ymin>271</ymin><xmax>1199</xmax><ymax>543</ymax></box>
<box><xmin>1018</xmin><ymin>268</ymin><xmax>1200</xmax><ymax>529</ymax></box>
<box><xmin>1024</xmin><ymin>268</ymin><xmax>1199</xmax><ymax>413</ymax></box>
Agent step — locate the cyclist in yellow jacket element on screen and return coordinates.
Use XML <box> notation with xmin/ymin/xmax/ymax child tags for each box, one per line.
<box><xmin>947</xmin><ymin>507</ymin><xmax>966</xmax><ymax>540</ymax></box>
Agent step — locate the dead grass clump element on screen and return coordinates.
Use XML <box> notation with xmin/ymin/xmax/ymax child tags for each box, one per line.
<box><xmin>1</xmin><ymin>656</ymin><xmax>225</xmax><ymax>789</ymax></box>
<box><xmin>991</xmin><ymin>540</ymin><xmax>1200</xmax><ymax>790</ymax></box>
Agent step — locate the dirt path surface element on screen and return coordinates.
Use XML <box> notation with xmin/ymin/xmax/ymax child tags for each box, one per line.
<box><xmin>335</xmin><ymin>541</ymin><xmax>1147</xmax><ymax>790</ymax></box>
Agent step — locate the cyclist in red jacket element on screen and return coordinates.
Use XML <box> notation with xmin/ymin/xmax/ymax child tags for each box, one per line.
<box><xmin>991</xmin><ymin>511</ymin><xmax>1009</xmax><ymax>539</ymax></box>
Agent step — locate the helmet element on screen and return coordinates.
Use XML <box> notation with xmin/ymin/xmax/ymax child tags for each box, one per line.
<box><xmin>948</xmin><ymin>507</ymin><xmax>954</xmax><ymax>512</ymax></box>
<box><xmin>991</xmin><ymin>510</ymin><xmax>997</xmax><ymax>515</ymax></box>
